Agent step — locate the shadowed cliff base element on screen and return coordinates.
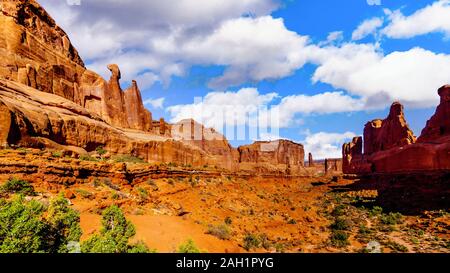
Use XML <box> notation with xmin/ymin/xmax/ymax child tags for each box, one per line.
<box><xmin>333</xmin><ymin>172</ymin><xmax>450</xmax><ymax>215</ymax></box>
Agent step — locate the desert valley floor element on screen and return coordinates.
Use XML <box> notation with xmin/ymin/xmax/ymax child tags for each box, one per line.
<box><xmin>1</xmin><ymin>148</ymin><xmax>448</xmax><ymax>253</ymax></box>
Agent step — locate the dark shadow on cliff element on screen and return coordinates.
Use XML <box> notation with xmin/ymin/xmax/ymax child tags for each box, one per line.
<box><xmin>331</xmin><ymin>172</ymin><xmax>450</xmax><ymax>215</ymax></box>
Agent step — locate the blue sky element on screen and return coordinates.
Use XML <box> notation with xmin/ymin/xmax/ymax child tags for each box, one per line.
<box><xmin>41</xmin><ymin>0</ymin><xmax>450</xmax><ymax>158</ymax></box>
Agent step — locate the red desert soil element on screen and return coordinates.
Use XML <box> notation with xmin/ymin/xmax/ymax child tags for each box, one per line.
<box><xmin>79</xmin><ymin>212</ymin><xmax>242</xmax><ymax>253</ymax></box>
<box><xmin>0</xmin><ymin>149</ymin><xmax>448</xmax><ymax>253</ymax></box>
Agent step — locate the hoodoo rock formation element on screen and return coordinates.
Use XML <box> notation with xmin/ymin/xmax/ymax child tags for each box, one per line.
<box><xmin>308</xmin><ymin>153</ymin><xmax>314</xmax><ymax>167</ymax></box>
<box><xmin>363</xmin><ymin>102</ymin><xmax>416</xmax><ymax>156</ymax></box>
<box><xmin>343</xmin><ymin>89</ymin><xmax>450</xmax><ymax>174</ymax></box>
<box><xmin>0</xmin><ymin>0</ymin><xmax>305</xmax><ymax>173</ymax></box>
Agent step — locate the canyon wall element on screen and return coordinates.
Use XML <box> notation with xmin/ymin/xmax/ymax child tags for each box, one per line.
<box><xmin>343</xmin><ymin>88</ymin><xmax>450</xmax><ymax>174</ymax></box>
<box><xmin>0</xmin><ymin>0</ymin><xmax>152</xmax><ymax>131</ymax></box>
<box><xmin>0</xmin><ymin>0</ymin><xmax>305</xmax><ymax>173</ymax></box>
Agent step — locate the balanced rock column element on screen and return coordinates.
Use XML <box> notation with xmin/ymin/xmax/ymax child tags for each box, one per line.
<box><xmin>104</xmin><ymin>64</ymin><xmax>129</xmax><ymax>128</ymax></box>
<box><xmin>308</xmin><ymin>153</ymin><xmax>314</xmax><ymax>167</ymax></box>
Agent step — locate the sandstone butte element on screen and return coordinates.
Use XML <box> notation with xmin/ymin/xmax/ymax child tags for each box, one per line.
<box><xmin>0</xmin><ymin>0</ymin><xmax>306</xmax><ymax>173</ymax></box>
<box><xmin>343</xmin><ymin>86</ymin><xmax>450</xmax><ymax>174</ymax></box>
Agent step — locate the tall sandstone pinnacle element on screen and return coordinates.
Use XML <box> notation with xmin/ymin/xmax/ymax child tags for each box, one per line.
<box><xmin>308</xmin><ymin>153</ymin><xmax>314</xmax><ymax>167</ymax></box>
<box><xmin>105</xmin><ymin>64</ymin><xmax>128</xmax><ymax>128</ymax></box>
<box><xmin>124</xmin><ymin>80</ymin><xmax>153</xmax><ymax>132</ymax></box>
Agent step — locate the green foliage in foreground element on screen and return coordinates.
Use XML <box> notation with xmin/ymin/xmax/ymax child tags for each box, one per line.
<box><xmin>81</xmin><ymin>205</ymin><xmax>150</xmax><ymax>253</ymax></box>
<box><xmin>0</xmin><ymin>195</ymin><xmax>81</xmax><ymax>253</ymax></box>
<box><xmin>0</xmin><ymin>187</ymin><xmax>151</xmax><ymax>253</ymax></box>
<box><xmin>177</xmin><ymin>239</ymin><xmax>201</xmax><ymax>253</ymax></box>
<box><xmin>1</xmin><ymin>178</ymin><xmax>35</xmax><ymax>196</ymax></box>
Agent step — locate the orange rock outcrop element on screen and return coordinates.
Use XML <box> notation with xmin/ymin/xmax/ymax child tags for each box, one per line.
<box><xmin>0</xmin><ymin>0</ymin><xmax>152</xmax><ymax>132</ymax></box>
<box><xmin>238</xmin><ymin>140</ymin><xmax>304</xmax><ymax>166</ymax></box>
<box><xmin>343</xmin><ymin>89</ymin><xmax>450</xmax><ymax>174</ymax></box>
<box><xmin>363</xmin><ymin>102</ymin><xmax>416</xmax><ymax>156</ymax></box>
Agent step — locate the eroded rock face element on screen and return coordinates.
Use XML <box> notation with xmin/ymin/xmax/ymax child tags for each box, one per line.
<box><xmin>343</xmin><ymin>89</ymin><xmax>449</xmax><ymax>174</ymax></box>
<box><xmin>0</xmin><ymin>0</ymin><xmax>311</xmax><ymax>173</ymax></box>
<box><xmin>237</xmin><ymin>140</ymin><xmax>305</xmax><ymax>174</ymax></box>
<box><xmin>238</xmin><ymin>140</ymin><xmax>304</xmax><ymax>166</ymax></box>
<box><xmin>0</xmin><ymin>0</ymin><xmax>153</xmax><ymax>132</ymax></box>
<box><xmin>124</xmin><ymin>81</ymin><xmax>153</xmax><ymax>132</ymax></box>
<box><xmin>418</xmin><ymin>85</ymin><xmax>450</xmax><ymax>143</ymax></box>
<box><xmin>342</xmin><ymin>137</ymin><xmax>368</xmax><ymax>174</ymax></box>
<box><xmin>0</xmin><ymin>100</ymin><xmax>11</xmax><ymax>147</ymax></box>
<box><xmin>171</xmin><ymin>119</ymin><xmax>239</xmax><ymax>170</ymax></box>
<box><xmin>0</xmin><ymin>79</ymin><xmax>217</xmax><ymax>168</ymax></box>
<box><xmin>0</xmin><ymin>0</ymin><xmax>85</xmax><ymax>101</ymax></box>
<box><xmin>364</xmin><ymin>102</ymin><xmax>416</xmax><ymax>156</ymax></box>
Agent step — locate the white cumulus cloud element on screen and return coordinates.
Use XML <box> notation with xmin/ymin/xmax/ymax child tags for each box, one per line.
<box><xmin>144</xmin><ymin>97</ymin><xmax>165</xmax><ymax>109</ymax></box>
<box><xmin>167</xmin><ymin>88</ymin><xmax>365</xmax><ymax>132</ymax></box>
<box><xmin>382</xmin><ymin>0</ymin><xmax>450</xmax><ymax>39</ymax></box>
<box><xmin>301</xmin><ymin>131</ymin><xmax>357</xmax><ymax>160</ymax></box>
<box><xmin>352</xmin><ymin>17</ymin><xmax>384</xmax><ymax>40</ymax></box>
<box><xmin>309</xmin><ymin>44</ymin><xmax>450</xmax><ymax>108</ymax></box>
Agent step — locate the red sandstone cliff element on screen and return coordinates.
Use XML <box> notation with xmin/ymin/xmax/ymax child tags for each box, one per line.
<box><xmin>237</xmin><ymin>140</ymin><xmax>305</xmax><ymax>174</ymax></box>
<box><xmin>343</xmin><ymin>89</ymin><xmax>450</xmax><ymax>174</ymax></box>
<box><xmin>0</xmin><ymin>0</ymin><xmax>152</xmax><ymax>132</ymax></box>
<box><xmin>0</xmin><ymin>0</ymin><xmax>306</xmax><ymax>173</ymax></box>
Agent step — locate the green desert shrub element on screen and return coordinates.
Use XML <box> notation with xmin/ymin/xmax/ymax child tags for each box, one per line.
<box><xmin>177</xmin><ymin>239</ymin><xmax>201</xmax><ymax>253</ymax></box>
<box><xmin>243</xmin><ymin>233</ymin><xmax>261</xmax><ymax>251</ymax></box>
<box><xmin>45</xmin><ymin>195</ymin><xmax>83</xmax><ymax>253</ymax></box>
<box><xmin>224</xmin><ymin>216</ymin><xmax>233</xmax><ymax>225</ymax></box>
<box><xmin>79</xmin><ymin>155</ymin><xmax>98</xmax><ymax>162</ymax></box>
<box><xmin>75</xmin><ymin>189</ymin><xmax>94</xmax><ymax>200</ymax></box>
<box><xmin>331</xmin><ymin>204</ymin><xmax>347</xmax><ymax>217</ymax></box>
<box><xmin>113</xmin><ymin>155</ymin><xmax>145</xmax><ymax>164</ymax></box>
<box><xmin>81</xmin><ymin>205</ymin><xmax>149</xmax><ymax>253</ymax></box>
<box><xmin>206</xmin><ymin>224</ymin><xmax>231</xmax><ymax>240</ymax></box>
<box><xmin>380</xmin><ymin>212</ymin><xmax>404</xmax><ymax>225</ymax></box>
<box><xmin>330</xmin><ymin>217</ymin><xmax>351</xmax><ymax>231</ymax></box>
<box><xmin>386</xmin><ymin>241</ymin><xmax>408</xmax><ymax>253</ymax></box>
<box><xmin>1</xmin><ymin>178</ymin><xmax>35</xmax><ymax>196</ymax></box>
<box><xmin>0</xmin><ymin>195</ymin><xmax>82</xmax><ymax>253</ymax></box>
<box><xmin>95</xmin><ymin>146</ymin><xmax>107</xmax><ymax>156</ymax></box>
<box><xmin>330</xmin><ymin>230</ymin><xmax>350</xmax><ymax>248</ymax></box>
<box><xmin>369</xmin><ymin>206</ymin><xmax>383</xmax><ymax>217</ymax></box>
<box><xmin>51</xmin><ymin>151</ymin><xmax>63</xmax><ymax>158</ymax></box>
